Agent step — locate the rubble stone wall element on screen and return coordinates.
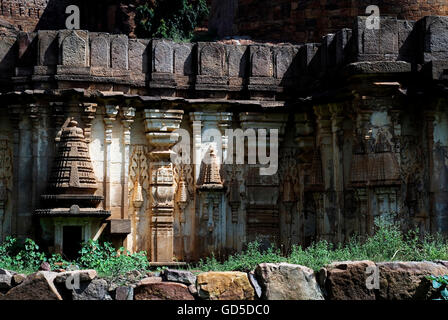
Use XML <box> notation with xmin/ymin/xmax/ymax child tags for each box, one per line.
<box><xmin>1</xmin><ymin>261</ymin><xmax>447</xmax><ymax>300</ymax></box>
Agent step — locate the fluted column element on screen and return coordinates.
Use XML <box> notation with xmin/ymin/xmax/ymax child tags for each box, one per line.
<box><xmin>144</xmin><ymin>109</ymin><xmax>183</xmax><ymax>262</ymax></box>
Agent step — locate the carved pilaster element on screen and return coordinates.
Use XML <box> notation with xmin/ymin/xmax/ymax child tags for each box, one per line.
<box><xmin>330</xmin><ymin>104</ymin><xmax>345</xmax><ymax>242</ymax></box>
<box><xmin>103</xmin><ymin>105</ymin><xmax>119</xmax><ymax>210</ymax></box>
<box><xmin>144</xmin><ymin>109</ymin><xmax>183</xmax><ymax>262</ymax></box>
<box><xmin>81</xmin><ymin>103</ymin><xmax>98</xmax><ymax>143</ymax></box>
<box><xmin>120</xmin><ymin>107</ymin><xmax>135</xmax><ymax>222</ymax></box>
<box><xmin>314</xmin><ymin>105</ymin><xmax>334</xmax><ymax>241</ymax></box>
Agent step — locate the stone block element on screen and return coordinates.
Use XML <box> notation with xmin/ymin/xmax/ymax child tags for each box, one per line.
<box><xmin>110</xmin><ymin>219</ymin><xmax>131</xmax><ymax>234</ymax></box>
<box><xmin>376</xmin><ymin>261</ymin><xmax>448</xmax><ymax>300</ymax></box>
<box><xmin>320</xmin><ymin>260</ymin><xmax>376</xmax><ymax>300</ymax></box>
<box><xmin>134</xmin><ymin>282</ymin><xmax>194</xmax><ymax>300</ymax></box>
<box><xmin>196</xmin><ymin>271</ymin><xmax>255</xmax><ymax>300</ymax></box>
<box><xmin>250</xmin><ymin>45</ymin><xmax>273</xmax><ymax>77</ymax></box>
<box><xmin>0</xmin><ymin>269</ymin><xmax>13</xmax><ymax>291</ymax></box>
<box><xmin>335</xmin><ymin>28</ymin><xmax>353</xmax><ymax>65</ymax></box>
<box><xmin>54</xmin><ymin>269</ymin><xmax>98</xmax><ymax>284</ymax></box>
<box><xmin>37</xmin><ymin>30</ymin><xmax>58</xmax><ymax>66</ymax></box>
<box><xmin>354</xmin><ymin>17</ymin><xmax>399</xmax><ymax>60</ymax></box>
<box><xmin>111</xmin><ymin>35</ymin><xmax>129</xmax><ymax>70</ymax></box>
<box><xmin>72</xmin><ymin>278</ymin><xmax>110</xmax><ymax>300</ymax></box>
<box><xmin>255</xmin><ymin>263</ymin><xmax>324</xmax><ymax>300</ymax></box>
<box><xmin>90</xmin><ymin>33</ymin><xmax>110</xmax><ymax>68</ymax></box>
<box><xmin>421</xmin><ymin>16</ymin><xmax>448</xmax><ymax>62</ymax></box>
<box><xmin>59</xmin><ymin>30</ymin><xmax>88</xmax><ymax>67</ymax></box>
<box><xmin>152</xmin><ymin>39</ymin><xmax>174</xmax><ymax>73</ymax></box>
<box><xmin>198</xmin><ymin>42</ymin><xmax>225</xmax><ymax>76</ymax></box>
<box><xmin>3</xmin><ymin>271</ymin><xmax>62</xmax><ymax>300</ymax></box>
<box><xmin>129</xmin><ymin>39</ymin><xmax>149</xmax><ymax>74</ymax></box>
<box><xmin>174</xmin><ymin>43</ymin><xmax>194</xmax><ymax>76</ymax></box>
<box><xmin>163</xmin><ymin>269</ymin><xmax>197</xmax><ymax>285</ymax></box>
<box><xmin>115</xmin><ymin>286</ymin><xmax>134</xmax><ymax>300</ymax></box>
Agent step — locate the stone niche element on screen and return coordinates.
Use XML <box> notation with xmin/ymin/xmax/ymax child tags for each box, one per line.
<box><xmin>35</xmin><ymin>119</ymin><xmax>110</xmax><ymax>259</ymax></box>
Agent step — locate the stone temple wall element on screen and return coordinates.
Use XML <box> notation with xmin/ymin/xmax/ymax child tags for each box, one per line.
<box><xmin>0</xmin><ymin>15</ymin><xmax>448</xmax><ymax>263</ymax></box>
<box><xmin>209</xmin><ymin>0</ymin><xmax>448</xmax><ymax>43</ymax></box>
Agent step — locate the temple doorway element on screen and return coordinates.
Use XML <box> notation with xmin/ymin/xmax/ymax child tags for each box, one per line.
<box><xmin>63</xmin><ymin>226</ymin><xmax>83</xmax><ymax>260</ymax></box>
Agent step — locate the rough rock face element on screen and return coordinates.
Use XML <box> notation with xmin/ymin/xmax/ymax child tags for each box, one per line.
<box><xmin>163</xmin><ymin>269</ymin><xmax>197</xmax><ymax>285</ymax></box>
<box><xmin>72</xmin><ymin>279</ymin><xmax>110</xmax><ymax>300</ymax></box>
<box><xmin>115</xmin><ymin>286</ymin><xmax>134</xmax><ymax>300</ymax></box>
<box><xmin>134</xmin><ymin>282</ymin><xmax>194</xmax><ymax>300</ymax></box>
<box><xmin>0</xmin><ymin>269</ymin><xmax>13</xmax><ymax>291</ymax></box>
<box><xmin>11</xmin><ymin>274</ymin><xmax>26</xmax><ymax>286</ymax></box>
<box><xmin>2</xmin><ymin>272</ymin><xmax>62</xmax><ymax>300</ymax></box>
<box><xmin>376</xmin><ymin>262</ymin><xmax>448</xmax><ymax>300</ymax></box>
<box><xmin>196</xmin><ymin>272</ymin><xmax>255</xmax><ymax>300</ymax></box>
<box><xmin>255</xmin><ymin>263</ymin><xmax>324</xmax><ymax>300</ymax></box>
<box><xmin>54</xmin><ymin>270</ymin><xmax>97</xmax><ymax>284</ymax></box>
<box><xmin>321</xmin><ymin>261</ymin><xmax>377</xmax><ymax>300</ymax></box>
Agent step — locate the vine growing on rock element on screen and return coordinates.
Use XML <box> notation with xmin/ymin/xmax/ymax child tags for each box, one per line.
<box><xmin>135</xmin><ymin>0</ymin><xmax>209</xmax><ymax>41</ymax></box>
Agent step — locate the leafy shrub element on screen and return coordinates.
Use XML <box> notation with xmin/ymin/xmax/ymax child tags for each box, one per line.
<box><xmin>427</xmin><ymin>275</ymin><xmax>448</xmax><ymax>300</ymax></box>
<box><xmin>0</xmin><ymin>237</ymin><xmax>63</xmax><ymax>274</ymax></box>
<box><xmin>135</xmin><ymin>0</ymin><xmax>209</xmax><ymax>41</ymax></box>
<box><xmin>76</xmin><ymin>240</ymin><xmax>150</xmax><ymax>278</ymax></box>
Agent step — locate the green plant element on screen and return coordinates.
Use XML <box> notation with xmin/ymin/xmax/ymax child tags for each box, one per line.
<box><xmin>76</xmin><ymin>240</ymin><xmax>150</xmax><ymax>279</ymax></box>
<box><xmin>0</xmin><ymin>237</ymin><xmax>51</xmax><ymax>273</ymax></box>
<box><xmin>427</xmin><ymin>275</ymin><xmax>448</xmax><ymax>300</ymax></box>
<box><xmin>192</xmin><ymin>217</ymin><xmax>448</xmax><ymax>272</ymax></box>
<box><xmin>135</xmin><ymin>0</ymin><xmax>209</xmax><ymax>41</ymax></box>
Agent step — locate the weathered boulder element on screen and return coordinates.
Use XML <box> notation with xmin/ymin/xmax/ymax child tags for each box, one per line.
<box><xmin>255</xmin><ymin>263</ymin><xmax>324</xmax><ymax>300</ymax></box>
<box><xmin>2</xmin><ymin>271</ymin><xmax>62</xmax><ymax>300</ymax></box>
<box><xmin>196</xmin><ymin>272</ymin><xmax>255</xmax><ymax>300</ymax></box>
<box><xmin>115</xmin><ymin>286</ymin><xmax>134</xmax><ymax>300</ymax></box>
<box><xmin>107</xmin><ymin>270</ymin><xmax>145</xmax><ymax>291</ymax></box>
<box><xmin>321</xmin><ymin>260</ymin><xmax>376</xmax><ymax>300</ymax></box>
<box><xmin>134</xmin><ymin>282</ymin><xmax>194</xmax><ymax>300</ymax></box>
<box><xmin>0</xmin><ymin>269</ymin><xmax>13</xmax><ymax>291</ymax></box>
<box><xmin>376</xmin><ymin>261</ymin><xmax>448</xmax><ymax>300</ymax></box>
<box><xmin>163</xmin><ymin>269</ymin><xmax>197</xmax><ymax>285</ymax></box>
<box><xmin>72</xmin><ymin>279</ymin><xmax>110</xmax><ymax>300</ymax></box>
<box><xmin>54</xmin><ymin>269</ymin><xmax>97</xmax><ymax>284</ymax></box>
<box><xmin>12</xmin><ymin>274</ymin><xmax>26</xmax><ymax>286</ymax></box>
<box><xmin>137</xmin><ymin>276</ymin><xmax>162</xmax><ymax>286</ymax></box>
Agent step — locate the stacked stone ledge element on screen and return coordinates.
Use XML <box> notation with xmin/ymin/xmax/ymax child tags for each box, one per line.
<box><xmin>1</xmin><ymin>15</ymin><xmax>448</xmax><ymax>98</ymax></box>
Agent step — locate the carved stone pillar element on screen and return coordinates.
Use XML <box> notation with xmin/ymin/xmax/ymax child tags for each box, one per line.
<box><xmin>314</xmin><ymin>105</ymin><xmax>334</xmax><ymax>242</ymax></box>
<box><xmin>189</xmin><ymin>111</ymin><xmax>233</xmax><ymax>256</ymax></box>
<box><xmin>330</xmin><ymin>104</ymin><xmax>345</xmax><ymax>242</ymax></box>
<box><xmin>239</xmin><ymin>112</ymin><xmax>288</xmax><ymax>247</ymax></box>
<box><xmin>8</xmin><ymin>105</ymin><xmax>23</xmax><ymax>236</ymax></box>
<box><xmin>144</xmin><ymin>109</ymin><xmax>183</xmax><ymax>262</ymax></box>
<box><xmin>424</xmin><ymin>110</ymin><xmax>436</xmax><ymax>233</ymax></box>
<box><xmin>103</xmin><ymin>105</ymin><xmax>119</xmax><ymax>211</ymax></box>
<box><xmin>121</xmin><ymin>107</ymin><xmax>135</xmax><ymax>220</ymax></box>
<box><xmin>295</xmin><ymin>112</ymin><xmax>315</xmax><ymax>245</ymax></box>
